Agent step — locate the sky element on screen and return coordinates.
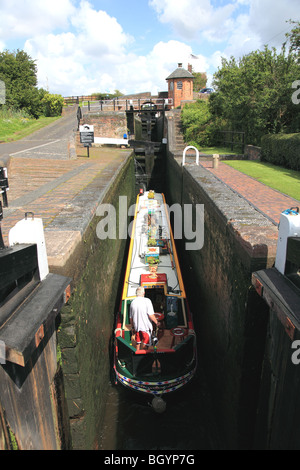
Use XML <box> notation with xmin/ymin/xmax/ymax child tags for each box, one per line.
<box><xmin>0</xmin><ymin>0</ymin><xmax>299</xmax><ymax>97</ymax></box>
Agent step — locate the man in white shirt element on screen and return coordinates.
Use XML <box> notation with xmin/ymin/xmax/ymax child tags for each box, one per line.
<box><xmin>130</xmin><ymin>286</ymin><xmax>158</xmax><ymax>350</ymax></box>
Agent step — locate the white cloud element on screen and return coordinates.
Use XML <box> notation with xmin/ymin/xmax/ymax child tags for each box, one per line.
<box><xmin>149</xmin><ymin>0</ymin><xmax>299</xmax><ymax>52</ymax></box>
<box><xmin>221</xmin><ymin>0</ymin><xmax>299</xmax><ymax>59</ymax></box>
<box><xmin>22</xmin><ymin>1</ymin><xmax>136</xmax><ymax>96</ymax></box>
<box><xmin>114</xmin><ymin>41</ymin><xmax>210</xmax><ymax>95</ymax></box>
<box><xmin>22</xmin><ymin>0</ymin><xmax>213</xmax><ymax>97</ymax></box>
<box><xmin>149</xmin><ymin>0</ymin><xmax>237</xmax><ymax>41</ymax></box>
<box><xmin>0</xmin><ymin>0</ymin><xmax>75</xmax><ymax>39</ymax></box>
<box><xmin>248</xmin><ymin>0</ymin><xmax>299</xmax><ymax>47</ymax></box>
<box><xmin>2</xmin><ymin>0</ymin><xmax>299</xmax><ymax>97</ymax></box>
<box><xmin>71</xmin><ymin>1</ymin><xmax>133</xmax><ymax>56</ymax></box>
<box><xmin>224</xmin><ymin>13</ymin><xmax>261</xmax><ymax>58</ymax></box>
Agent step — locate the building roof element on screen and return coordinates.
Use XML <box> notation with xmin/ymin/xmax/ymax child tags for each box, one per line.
<box><xmin>166</xmin><ymin>63</ymin><xmax>194</xmax><ymax>80</ymax></box>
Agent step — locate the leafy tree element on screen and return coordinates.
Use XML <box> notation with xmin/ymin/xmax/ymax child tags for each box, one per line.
<box><xmin>209</xmin><ymin>45</ymin><xmax>300</xmax><ymax>145</ymax></box>
<box><xmin>284</xmin><ymin>20</ymin><xmax>300</xmax><ymax>63</ymax></box>
<box><xmin>181</xmin><ymin>99</ymin><xmax>211</xmax><ymax>146</ymax></box>
<box><xmin>192</xmin><ymin>71</ymin><xmax>207</xmax><ymax>91</ymax></box>
<box><xmin>0</xmin><ymin>49</ymin><xmax>42</xmax><ymax>117</ymax></box>
<box><xmin>92</xmin><ymin>90</ymin><xmax>125</xmax><ymax>100</ymax></box>
<box><xmin>0</xmin><ymin>49</ymin><xmax>64</xmax><ymax>118</ymax></box>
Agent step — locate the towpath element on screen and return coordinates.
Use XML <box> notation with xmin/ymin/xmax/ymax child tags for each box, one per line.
<box><xmin>0</xmin><ymin>108</ymin><xmax>132</xmax><ymax>269</ymax></box>
<box><xmin>199</xmin><ymin>160</ymin><xmax>299</xmax><ymax>226</ymax></box>
<box><xmin>0</xmin><ymin>109</ymin><xmax>78</xmax><ymax>161</ymax></box>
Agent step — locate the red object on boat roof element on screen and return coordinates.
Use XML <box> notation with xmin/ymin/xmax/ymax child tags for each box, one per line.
<box><xmin>140</xmin><ymin>273</ymin><xmax>167</xmax><ymax>286</ymax></box>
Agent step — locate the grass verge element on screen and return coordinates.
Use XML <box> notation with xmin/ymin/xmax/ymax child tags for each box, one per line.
<box><xmin>199</xmin><ymin>146</ymin><xmax>240</xmax><ymax>155</ymax></box>
<box><xmin>224</xmin><ymin>160</ymin><xmax>300</xmax><ymax>201</ymax></box>
<box><xmin>0</xmin><ymin>110</ymin><xmax>61</xmax><ymax>142</ymax></box>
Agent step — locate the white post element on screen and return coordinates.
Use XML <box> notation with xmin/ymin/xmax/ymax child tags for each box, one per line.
<box><xmin>275</xmin><ymin>208</ymin><xmax>300</xmax><ymax>274</ymax></box>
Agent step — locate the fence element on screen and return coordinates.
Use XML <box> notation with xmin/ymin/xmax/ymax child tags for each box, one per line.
<box><xmin>64</xmin><ymin>95</ymin><xmax>96</xmax><ymax>104</ymax></box>
<box><xmin>77</xmin><ymin>97</ymin><xmax>172</xmax><ymax>113</ymax></box>
<box><xmin>216</xmin><ymin>130</ymin><xmax>245</xmax><ymax>154</ymax></box>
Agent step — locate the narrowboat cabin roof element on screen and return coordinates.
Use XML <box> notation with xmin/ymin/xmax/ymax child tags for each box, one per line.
<box><xmin>122</xmin><ymin>191</ymin><xmax>184</xmax><ymax>299</ymax></box>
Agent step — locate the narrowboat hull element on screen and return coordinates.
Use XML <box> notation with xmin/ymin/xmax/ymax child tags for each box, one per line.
<box><xmin>113</xmin><ymin>191</ymin><xmax>197</xmax><ymax>398</ymax></box>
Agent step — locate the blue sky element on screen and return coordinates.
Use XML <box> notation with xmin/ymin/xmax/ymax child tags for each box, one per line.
<box><xmin>0</xmin><ymin>0</ymin><xmax>299</xmax><ymax>96</ymax></box>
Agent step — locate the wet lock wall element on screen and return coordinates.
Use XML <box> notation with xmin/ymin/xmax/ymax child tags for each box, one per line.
<box><xmin>56</xmin><ymin>155</ymin><xmax>135</xmax><ymax>450</ymax></box>
<box><xmin>165</xmin><ymin>152</ymin><xmax>276</xmax><ymax>449</ymax></box>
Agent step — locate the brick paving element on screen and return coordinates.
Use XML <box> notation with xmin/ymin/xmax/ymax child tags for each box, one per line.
<box><xmin>1</xmin><ymin>150</ymin><xmax>131</xmax><ymax>268</ymax></box>
<box><xmin>199</xmin><ymin>160</ymin><xmax>300</xmax><ymax>225</ymax></box>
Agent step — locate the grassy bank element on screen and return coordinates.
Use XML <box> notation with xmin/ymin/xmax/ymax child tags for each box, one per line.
<box><xmin>199</xmin><ymin>146</ymin><xmax>240</xmax><ymax>155</ymax></box>
<box><xmin>224</xmin><ymin>160</ymin><xmax>300</xmax><ymax>201</ymax></box>
<box><xmin>0</xmin><ymin>108</ymin><xmax>61</xmax><ymax>142</ymax></box>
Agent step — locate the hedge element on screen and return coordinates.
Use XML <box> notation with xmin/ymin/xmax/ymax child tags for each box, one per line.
<box><xmin>261</xmin><ymin>133</ymin><xmax>300</xmax><ymax>170</ymax></box>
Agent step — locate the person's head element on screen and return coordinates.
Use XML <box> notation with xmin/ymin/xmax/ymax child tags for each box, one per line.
<box><xmin>136</xmin><ymin>286</ymin><xmax>145</xmax><ymax>297</ymax></box>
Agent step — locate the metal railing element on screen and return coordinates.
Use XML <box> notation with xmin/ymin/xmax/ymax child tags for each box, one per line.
<box><xmin>81</xmin><ymin>97</ymin><xmax>173</xmax><ymax>113</ymax></box>
<box><xmin>216</xmin><ymin>130</ymin><xmax>245</xmax><ymax>154</ymax></box>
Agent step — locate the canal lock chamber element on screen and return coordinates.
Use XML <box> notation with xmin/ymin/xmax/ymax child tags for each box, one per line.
<box><xmin>56</xmin><ymin>107</ymin><xmax>276</xmax><ymax>451</ymax></box>
<box><xmin>57</xmin><ymin>110</ymin><xmax>226</xmax><ymax>451</ymax></box>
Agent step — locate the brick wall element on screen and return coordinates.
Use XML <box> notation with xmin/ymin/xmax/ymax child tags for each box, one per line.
<box><xmin>168</xmin><ymin>78</ymin><xmax>193</xmax><ymax>108</ymax></box>
<box><xmin>77</xmin><ymin>112</ymin><xmax>128</xmax><ymax>147</ymax></box>
<box><xmin>245</xmin><ymin>145</ymin><xmax>261</xmax><ymax>160</ymax></box>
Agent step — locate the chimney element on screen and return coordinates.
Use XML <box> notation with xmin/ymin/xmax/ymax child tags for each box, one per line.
<box><xmin>188</xmin><ymin>63</ymin><xmax>192</xmax><ymax>73</ymax></box>
<box><xmin>178</xmin><ymin>63</ymin><xmax>182</xmax><ymax>68</ymax></box>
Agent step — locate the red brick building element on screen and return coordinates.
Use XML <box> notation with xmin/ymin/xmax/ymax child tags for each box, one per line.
<box><xmin>166</xmin><ymin>63</ymin><xmax>194</xmax><ymax>108</ymax></box>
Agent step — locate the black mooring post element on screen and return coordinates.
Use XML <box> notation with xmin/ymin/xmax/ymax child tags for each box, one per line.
<box><xmin>0</xmin><ymin>167</ymin><xmax>9</xmax><ymax>250</ymax></box>
<box><xmin>0</xmin><ymin>227</ymin><xmax>4</xmax><ymax>250</ymax></box>
<box><xmin>0</xmin><ymin>201</ymin><xmax>4</xmax><ymax>250</ymax></box>
<box><xmin>0</xmin><ymin>168</ymin><xmax>8</xmax><ymax>208</ymax></box>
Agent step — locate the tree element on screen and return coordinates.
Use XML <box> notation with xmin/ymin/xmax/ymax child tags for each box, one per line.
<box><xmin>284</xmin><ymin>20</ymin><xmax>300</xmax><ymax>63</ymax></box>
<box><xmin>0</xmin><ymin>49</ymin><xmax>64</xmax><ymax>118</ymax></box>
<box><xmin>209</xmin><ymin>45</ymin><xmax>300</xmax><ymax>145</ymax></box>
<box><xmin>192</xmin><ymin>71</ymin><xmax>207</xmax><ymax>91</ymax></box>
<box><xmin>0</xmin><ymin>49</ymin><xmax>42</xmax><ymax>117</ymax></box>
<box><xmin>92</xmin><ymin>90</ymin><xmax>125</xmax><ymax>100</ymax></box>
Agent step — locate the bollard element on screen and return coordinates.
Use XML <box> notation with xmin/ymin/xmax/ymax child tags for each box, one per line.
<box><xmin>213</xmin><ymin>154</ymin><xmax>219</xmax><ymax>169</ymax></box>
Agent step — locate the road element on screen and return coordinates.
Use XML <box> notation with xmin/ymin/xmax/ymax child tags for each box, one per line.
<box><xmin>0</xmin><ymin>108</ymin><xmax>78</xmax><ymax>162</ymax></box>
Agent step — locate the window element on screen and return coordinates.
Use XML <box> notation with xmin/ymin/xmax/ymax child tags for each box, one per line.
<box><xmin>177</xmin><ymin>81</ymin><xmax>183</xmax><ymax>90</ymax></box>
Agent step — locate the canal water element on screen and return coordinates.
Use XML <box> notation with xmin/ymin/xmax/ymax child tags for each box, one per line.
<box><xmin>99</xmin><ymin>363</ymin><xmax>222</xmax><ymax>450</ymax></box>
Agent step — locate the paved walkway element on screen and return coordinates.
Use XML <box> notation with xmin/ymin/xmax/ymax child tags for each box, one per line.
<box><xmin>199</xmin><ymin>160</ymin><xmax>300</xmax><ymax>226</ymax></box>
<box><xmin>0</xmin><ymin>110</ymin><xmax>132</xmax><ymax>269</ymax></box>
<box><xmin>0</xmin><ymin>108</ymin><xmax>78</xmax><ymax>161</ymax></box>
<box><xmin>1</xmin><ymin>149</ymin><xmax>131</xmax><ymax>269</ymax></box>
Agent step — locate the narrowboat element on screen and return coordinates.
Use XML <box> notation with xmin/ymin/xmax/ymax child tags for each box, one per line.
<box><xmin>113</xmin><ymin>190</ymin><xmax>197</xmax><ymax>408</ymax></box>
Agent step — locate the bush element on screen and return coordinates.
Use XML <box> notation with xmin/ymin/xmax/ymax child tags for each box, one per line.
<box><xmin>261</xmin><ymin>133</ymin><xmax>300</xmax><ymax>170</ymax></box>
<box><xmin>41</xmin><ymin>92</ymin><xmax>64</xmax><ymax>117</ymax></box>
<box><xmin>181</xmin><ymin>100</ymin><xmax>212</xmax><ymax>147</ymax></box>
